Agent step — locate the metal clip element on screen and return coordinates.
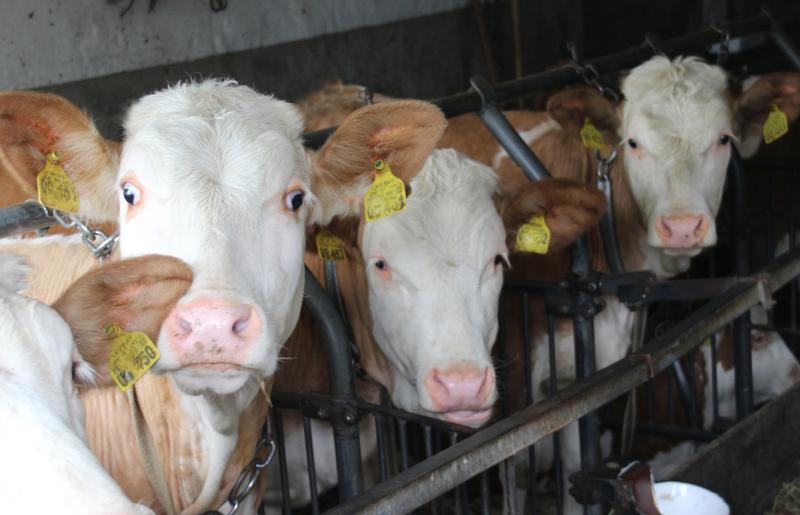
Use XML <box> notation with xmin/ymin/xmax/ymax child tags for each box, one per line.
<box><xmin>568</xmin><ymin>41</ymin><xmax>622</xmax><ymax>102</ymax></box>
<box><xmin>46</xmin><ymin>206</ymin><xmax>119</xmax><ymax>264</ymax></box>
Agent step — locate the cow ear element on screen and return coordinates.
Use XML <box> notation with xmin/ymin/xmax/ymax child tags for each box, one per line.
<box><xmin>51</xmin><ymin>255</ymin><xmax>192</xmax><ymax>387</ymax></box>
<box><xmin>0</xmin><ymin>91</ymin><xmax>119</xmax><ymax>222</ymax></box>
<box><xmin>500</xmin><ymin>179</ymin><xmax>606</xmax><ymax>253</ymax></box>
<box><xmin>309</xmin><ymin>100</ymin><xmax>446</xmax><ymax>225</ymax></box>
<box><xmin>734</xmin><ymin>72</ymin><xmax>800</xmax><ymax>157</ymax></box>
<box><xmin>305</xmin><ymin>217</ymin><xmax>361</xmax><ymax>258</ymax></box>
<box><xmin>546</xmin><ymin>87</ymin><xmax>621</xmax><ymax>144</ymax></box>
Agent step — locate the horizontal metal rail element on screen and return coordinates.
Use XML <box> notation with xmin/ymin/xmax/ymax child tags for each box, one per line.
<box><xmin>0</xmin><ymin>201</ymin><xmax>52</xmax><ymax>238</ymax></box>
<box><xmin>324</xmin><ymin>247</ymin><xmax>800</xmax><ymax>514</ymax></box>
<box><xmin>302</xmin><ymin>5</ymin><xmax>800</xmax><ymax>150</ymax></box>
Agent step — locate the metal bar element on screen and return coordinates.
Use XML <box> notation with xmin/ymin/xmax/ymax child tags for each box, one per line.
<box><xmin>548</xmin><ymin>314</ymin><xmax>564</xmax><ymax>515</ymax></box>
<box><xmin>669</xmin><ymin>360</ymin><xmax>702</xmax><ymax>429</ymax></box>
<box><xmin>764</xmin><ymin>6</ymin><xmax>800</xmax><ymax>70</ymax></box>
<box><xmin>520</xmin><ymin>294</ymin><xmax>537</xmax><ymax>515</ymax></box>
<box><xmin>323</xmin><ymin>251</ymin><xmax>800</xmax><ymax>514</ymax></box>
<box><xmin>272</xmin><ymin>409</ymin><xmax>292</xmax><ymax>515</ymax></box>
<box><xmin>303</xmin><ymin>416</ymin><xmax>321</xmax><ymax>515</ymax></box>
<box><xmin>398</xmin><ymin>419</ymin><xmax>410</xmax><ymax>471</ymax></box>
<box><xmin>480</xmin><ymin>471</ymin><xmax>490</xmax><ymax>515</ymax></box>
<box><xmin>729</xmin><ymin>146</ymin><xmax>754</xmax><ymax>419</ymax></box>
<box><xmin>301</xmin><ymin>269</ymin><xmax>364</xmax><ymax>500</ymax></box>
<box><xmin>375</xmin><ymin>414</ymin><xmax>389</xmax><ymax>482</ymax></box>
<box><xmin>0</xmin><ymin>201</ymin><xmax>52</xmax><ymax>238</ymax></box>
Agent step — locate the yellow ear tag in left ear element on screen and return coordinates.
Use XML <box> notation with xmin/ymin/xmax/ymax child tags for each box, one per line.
<box><xmin>104</xmin><ymin>324</ymin><xmax>160</xmax><ymax>392</ymax></box>
<box><xmin>516</xmin><ymin>214</ymin><xmax>551</xmax><ymax>254</ymax></box>
<box><xmin>37</xmin><ymin>151</ymin><xmax>80</xmax><ymax>213</ymax></box>
<box><xmin>316</xmin><ymin>229</ymin><xmax>347</xmax><ymax>261</ymax></box>
<box><xmin>364</xmin><ymin>160</ymin><xmax>407</xmax><ymax>222</ymax></box>
<box><xmin>580</xmin><ymin>118</ymin><xmax>606</xmax><ymax>151</ymax></box>
<box><xmin>764</xmin><ymin>104</ymin><xmax>789</xmax><ymax>144</ymax></box>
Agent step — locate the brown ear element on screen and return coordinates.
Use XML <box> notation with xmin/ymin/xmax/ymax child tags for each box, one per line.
<box><xmin>51</xmin><ymin>255</ymin><xmax>192</xmax><ymax>387</ymax></box>
<box><xmin>735</xmin><ymin>72</ymin><xmax>800</xmax><ymax>157</ymax></box>
<box><xmin>546</xmin><ymin>86</ymin><xmax>620</xmax><ymax>144</ymax></box>
<box><xmin>501</xmin><ymin>179</ymin><xmax>606</xmax><ymax>253</ymax></box>
<box><xmin>310</xmin><ymin>100</ymin><xmax>446</xmax><ymax>224</ymax></box>
<box><xmin>0</xmin><ymin>91</ymin><xmax>119</xmax><ymax>222</ymax></box>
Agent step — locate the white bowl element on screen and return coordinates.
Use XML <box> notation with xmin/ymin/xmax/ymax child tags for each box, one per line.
<box><xmin>653</xmin><ymin>481</ymin><xmax>730</xmax><ymax>515</ymax></box>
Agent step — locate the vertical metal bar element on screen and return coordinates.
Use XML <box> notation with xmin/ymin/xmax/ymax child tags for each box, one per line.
<box><xmin>375</xmin><ymin>414</ymin><xmax>389</xmax><ymax>482</ymax></box>
<box><xmin>498</xmin><ymin>299</ymin><xmax>511</xmax><ymax>419</ymax></box>
<box><xmin>424</xmin><ymin>426</ymin><xmax>439</xmax><ymax>515</ymax></box>
<box><xmin>398</xmin><ymin>419</ymin><xmax>410</xmax><ymax>471</ymax></box>
<box><xmin>548</xmin><ymin>314</ymin><xmax>564</xmax><ymax>515</ymax></box>
<box><xmin>302</xmin><ymin>416</ymin><xmax>321</xmax><ymax>515</ymax></box>
<box><xmin>503</xmin><ymin>456</ymin><xmax>518</xmax><ymax>515</ymax></box>
<box><xmin>302</xmin><ymin>269</ymin><xmax>364</xmax><ymax>500</ymax></box>
<box><xmin>521</xmin><ymin>293</ymin><xmax>537</xmax><ymax>515</ymax></box>
<box><xmin>728</xmin><ymin>147</ymin><xmax>754</xmax><ymax>418</ymax></box>
<box><xmin>711</xmin><ymin>333</ymin><xmax>720</xmax><ymax>425</ymax></box>
<box><xmin>273</xmin><ymin>409</ymin><xmax>292</xmax><ymax>515</ymax></box>
<box><xmin>480</xmin><ymin>471</ymin><xmax>491</xmax><ymax>515</ymax></box>
<box><xmin>449</xmin><ymin>433</ymin><xmax>468</xmax><ymax>514</ymax></box>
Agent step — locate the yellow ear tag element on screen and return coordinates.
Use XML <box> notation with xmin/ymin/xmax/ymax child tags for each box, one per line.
<box><xmin>104</xmin><ymin>325</ymin><xmax>160</xmax><ymax>392</ymax></box>
<box><xmin>516</xmin><ymin>214</ymin><xmax>551</xmax><ymax>254</ymax></box>
<box><xmin>363</xmin><ymin>160</ymin><xmax>407</xmax><ymax>222</ymax></box>
<box><xmin>36</xmin><ymin>151</ymin><xmax>80</xmax><ymax>213</ymax></box>
<box><xmin>580</xmin><ymin>118</ymin><xmax>606</xmax><ymax>151</ymax></box>
<box><xmin>764</xmin><ymin>104</ymin><xmax>789</xmax><ymax>144</ymax></box>
<box><xmin>316</xmin><ymin>229</ymin><xmax>347</xmax><ymax>261</ymax></box>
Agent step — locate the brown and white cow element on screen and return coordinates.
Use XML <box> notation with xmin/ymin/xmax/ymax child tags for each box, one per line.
<box><xmin>0</xmin><ymin>86</ymin><xmax>448</xmax><ymax>514</ymax></box>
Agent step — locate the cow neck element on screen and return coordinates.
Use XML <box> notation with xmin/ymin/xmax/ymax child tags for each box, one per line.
<box><xmin>81</xmin><ymin>373</ymin><xmax>266</xmax><ymax>513</ymax></box>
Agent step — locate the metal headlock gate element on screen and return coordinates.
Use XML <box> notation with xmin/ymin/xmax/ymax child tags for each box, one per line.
<box><xmin>1</xmin><ymin>5</ymin><xmax>800</xmax><ymax>515</ymax></box>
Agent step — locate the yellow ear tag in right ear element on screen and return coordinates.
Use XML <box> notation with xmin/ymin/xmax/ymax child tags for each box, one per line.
<box><xmin>764</xmin><ymin>104</ymin><xmax>789</xmax><ymax>144</ymax></box>
<box><xmin>104</xmin><ymin>324</ymin><xmax>160</xmax><ymax>392</ymax></box>
<box><xmin>316</xmin><ymin>229</ymin><xmax>347</xmax><ymax>261</ymax></box>
<box><xmin>37</xmin><ymin>151</ymin><xmax>80</xmax><ymax>213</ymax></box>
<box><xmin>580</xmin><ymin>118</ymin><xmax>606</xmax><ymax>151</ymax></box>
<box><xmin>364</xmin><ymin>160</ymin><xmax>407</xmax><ymax>222</ymax></box>
<box><xmin>516</xmin><ymin>214</ymin><xmax>551</xmax><ymax>254</ymax></box>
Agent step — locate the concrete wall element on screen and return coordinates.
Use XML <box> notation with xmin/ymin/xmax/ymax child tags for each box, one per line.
<box><xmin>1</xmin><ymin>0</ymin><xmax>469</xmax><ymax>90</ymax></box>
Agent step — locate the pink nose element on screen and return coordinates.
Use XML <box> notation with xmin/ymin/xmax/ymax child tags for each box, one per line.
<box><xmin>164</xmin><ymin>296</ymin><xmax>261</xmax><ymax>365</ymax></box>
<box><xmin>425</xmin><ymin>365</ymin><xmax>494</xmax><ymax>412</ymax></box>
<box><xmin>655</xmin><ymin>214</ymin><xmax>710</xmax><ymax>248</ymax></box>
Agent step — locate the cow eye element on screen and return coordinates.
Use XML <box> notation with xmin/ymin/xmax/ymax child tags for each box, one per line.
<box><xmin>121</xmin><ymin>182</ymin><xmax>141</xmax><ymax>206</ymax></box>
<box><xmin>719</xmin><ymin>134</ymin><xmax>731</xmax><ymax>145</ymax></box>
<box><xmin>375</xmin><ymin>260</ymin><xmax>386</xmax><ymax>271</ymax></box>
<box><xmin>494</xmin><ymin>254</ymin><xmax>510</xmax><ymax>270</ymax></box>
<box><xmin>627</xmin><ymin>138</ymin><xmax>638</xmax><ymax>149</ymax></box>
<box><xmin>285</xmin><ymin>190</ymin><xmax>304</xmax><ymax>211</ymax></box>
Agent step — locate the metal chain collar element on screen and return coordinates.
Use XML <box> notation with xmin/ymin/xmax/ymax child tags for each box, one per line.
<box><xmin>38</xmin><ymin>203</ymin><xmax>119</xmax><ymax>263</ymax></box>
<box><xmin>567</xmin><ymin>42</ymin><xmax>622</xmax><ymax>102</ymax></box>
<box><xmin>201</xmin><ymin>416</ymin><xmax>276</xmax><ymax>515</ymax></box>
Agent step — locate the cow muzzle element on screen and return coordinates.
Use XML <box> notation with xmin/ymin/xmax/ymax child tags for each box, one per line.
<box><xmin>423</xmin><ymin>365</ymin><xmax>495</xmax><ymax>427</ymax></box>
<box><xmin>164</xmin><ymin>295</ymin><xmax>262</xmax><ymax>369</ymax></box>
<box><xmin>654</xmin><ymin>213</ymin><xmax>712</xmax><ymax>250</ymax></box>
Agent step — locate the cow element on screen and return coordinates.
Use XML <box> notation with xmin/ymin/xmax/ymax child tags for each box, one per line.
<box><xmin>0</xmin><ymin>252</ymin><xmax>154</xmax><ymax>515</ymax></box>
<box><xmin>294</xmin><ymin>56</ymin><xmax>800</xmax><ymax>513</ymax></box>
<box><xmin>0</xmin><ymin>85</ymin><xmax>451</xmax><ymax>514</ymax></box>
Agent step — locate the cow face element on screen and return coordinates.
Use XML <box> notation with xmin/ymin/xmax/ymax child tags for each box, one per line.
<box><xmin>547</xmin><ymin>57</ymin><xmax>800</xmax><ymax>273</ymax></box>
<box><xmin>0</xmin><ymin>253</ymin><xmax>92</xmax><ymax>438</ymax></box>
<box><xmin>316</xmin><ymin>146</ymin><xmax>605</xmax><ymax>427</ymax></box>
<box><xmin>116</xmin><ymin>82</ymin><xmax>311</xmax><ymax>397</ymax></box>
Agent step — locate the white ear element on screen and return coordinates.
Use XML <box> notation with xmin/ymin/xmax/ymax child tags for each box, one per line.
<box><xmin>0</xmin><ymin>252</ymin><xmax>30</xmax><ymax>294</ymax></box>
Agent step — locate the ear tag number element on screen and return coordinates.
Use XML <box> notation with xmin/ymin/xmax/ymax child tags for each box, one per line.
<box><xmin>516</xmin><ymin>214</ymin><xmax>551</xmax><ymax>254</ymax></box>
<box><xmin>364</xmin><ymin>160</ymin><xmax>407</xmax><ymax>222</ymax></box>
<box><xmin>37</xmin><ymin>151</ymin><xmax>80</xmax><ymax>213</ymax></box>
<box><xmin>764</xmin><ymin>104</ymin><xmax>789</xmax><ymax>144</ymax></box>
<box><xmin>316</xmin><ymin>229</ymin><xmax>347</xmax><ymax>261</ymax></box>
<box><xmin>580</xmin><ymin>118</ymin><xmax>606</xmax><ymax>151</ymax></box>
<box><xmin>104</xmin><ymin>324</ymin><xmax>160</xmax><ymax>392</ymax></box>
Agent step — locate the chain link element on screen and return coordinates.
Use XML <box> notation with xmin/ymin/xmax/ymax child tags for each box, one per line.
<box><xmin>567</xmin><ymin>41</ymin><xmax>622</xmax><ymax>102</ymax></box>
<box><xmin>37</xmin><ymin>203</ymin><xmax>119</xmax><ymax>263</ymax></box>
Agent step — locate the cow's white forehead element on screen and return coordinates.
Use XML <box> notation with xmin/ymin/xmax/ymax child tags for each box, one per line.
<box><xmin>364</xmin><ymin>149</ymin><xmax>502</xmax><ymax>266</ymax></box>
<box><xmin>622</xmin><ymin>56</ymin><xmax>731</xmax><ymax>154</ymax></box>
<box><xmin>121</xmin><ymin>80</ymin><xmax>310</xmax><ymax>191</ymax></box>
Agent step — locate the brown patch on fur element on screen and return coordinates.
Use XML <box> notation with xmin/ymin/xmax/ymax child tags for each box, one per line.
<box><xmin>52</xmin><ymin>254</ymin><xmax>193</xmax><ymax>387</ymax></box>
<box><xmin>0</xmin><ymin>91</ymin><xmax>119</xmax><ymax>223</ymax></box>
<box><xmin>736</xmin><ymin>72</ymin><xmax>800</xmax><ymax>134</ymax></box>
<box><xmin>715</xmin><ymin>328</ymin><xmax>735</xmax><ymax>372</ymax></box>
<box><xmin>296</xmin><ymin>81</ymin><xmax>396</xmax><ymax>131</ymax></box>
<box><xmin>545</xmin><ymin>86</ymin><xmax>621</xmax><ymax>142</ymax></box>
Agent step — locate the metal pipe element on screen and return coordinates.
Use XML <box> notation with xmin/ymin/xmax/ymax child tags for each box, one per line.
<box><xmin>301</xmin><ymin>268</ymin><xmax>364</xmax><ymax>500</ymax></box>
<box><xmin>0</xmin><ymin>201</ymin><xmax>52</xmax><ymax>238</ymax></box>
<box><xmin>324</xmin><ymin>251</ymin><xmax>800</xmax><ymax>514</ymax></box>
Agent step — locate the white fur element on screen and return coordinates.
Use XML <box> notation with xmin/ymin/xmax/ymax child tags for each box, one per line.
<box><xmin>0</xmin><ymin>252</ymin><xmax>152</xmax><ymax>515</ymax></box>
<box><xmin>361</xmin><ymin>149</ymin><xmax>506</xmax><ymax>418</ymax></box>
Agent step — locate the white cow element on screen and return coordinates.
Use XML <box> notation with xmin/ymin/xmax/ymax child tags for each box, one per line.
<box><xmin>0</xmin><ymin>253</ymin><xmax>153</xmax><ymax>515</ymax></box>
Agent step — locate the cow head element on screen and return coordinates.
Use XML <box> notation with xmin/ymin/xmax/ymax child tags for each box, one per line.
<box><xmin>0</xmin><ymin>252</ymin><xmax>94</xmax><ymax>438</ymax></box>
<box><xmin>547</xmin><ymin>57</ymin><xmax>800</xmax><ymax>274</ymax></box>
<box><xmin>314</xmin><ymin>137</ymin><xmax>605</xmax><ymax>426</ymax></box>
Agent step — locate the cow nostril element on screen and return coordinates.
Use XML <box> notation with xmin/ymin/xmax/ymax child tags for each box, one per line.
<box><xmin>179</xmin><ymin>318</ymin><xmax>192</xmax><ymax>334</ymax></box>
<box><xmin>232</xmin><ymin>313</ymin><xmax>251</xmax><ymax>335</ymax></box>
